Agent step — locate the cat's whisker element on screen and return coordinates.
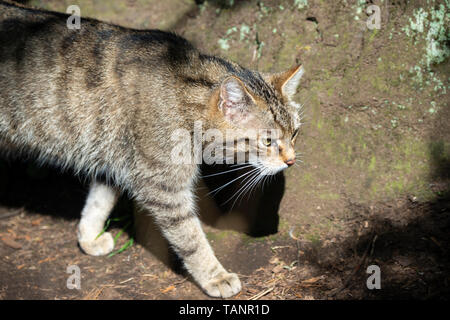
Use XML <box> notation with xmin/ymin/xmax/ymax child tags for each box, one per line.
<box><xmin>235</xmin><ymin>162</ymin><xmax>268</xmax><ymax>204</ymax></box>
<box><xmin>261</xmin><ymin>171</ymin><xmax>271</xmax><ymax>192</ymax></box>
<box><xmin>245</xmin><ymin>174</ymin><xmax>262</xmax><ymax>199</ymax></box>
<box><xmin>225</xmin><ymin>173</ymin><xmax>259</xmax><ymax>206</ymax></box>
<box><xmin>232</xmin><ymin>176</ymin><xmax>261</xmax><ymax>210</ymax></box>
<box><xmin>236</xmin><ymin>168</ymin><xmax>262</xmax><ymax>199</ymax></box>
<box><xmin>242</xmin><ymin>169</ymin><xmax>266</xmax><ymax>206</ymax></box>
<box><xmin>225</xmin><ymin>167</ymin><xmax>263</xmax><ymax>210</ymax></box>
<box><xmin>200</xmin><ymin>164</ymin><xmax>253</xmax><ymax>178</ymax></box>
<box><xmin>222</xmin><ymin>162</ymin><xmax>263</xmax><ymax>204</ymax></box>
<box><xmin>206</xmin><ymin>166</ymin><xmax>260</xmax><ymax>197</ymax></box>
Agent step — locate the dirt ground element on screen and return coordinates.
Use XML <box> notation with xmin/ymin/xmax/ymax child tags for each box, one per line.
<box><xmin>1</xmin><ymin>0</ymin><xmax>449</xmax><ymax>300</ymax></box>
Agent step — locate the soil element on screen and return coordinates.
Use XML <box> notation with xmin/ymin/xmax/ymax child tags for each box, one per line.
<box><xmin>1</xmin><ymin>0</ymin><xmax>449</xmax><ymax>300</ymax></box>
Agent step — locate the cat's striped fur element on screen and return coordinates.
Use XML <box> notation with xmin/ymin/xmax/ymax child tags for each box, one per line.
<box><xmin>0</xmin><ymin>1</ymin><xmax>304</xmax><ymax>297</ymax></box>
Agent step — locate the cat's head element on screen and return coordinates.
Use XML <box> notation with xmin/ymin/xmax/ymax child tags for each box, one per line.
<box><xmin>216</xmin><ymin>65</ymin><xmax>304</xmax><ymax>175</ymax></box>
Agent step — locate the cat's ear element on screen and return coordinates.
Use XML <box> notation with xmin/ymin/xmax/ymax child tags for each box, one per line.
<box><xmin>219</xmin><ymin>76</ymin><xmax>254</xmax><ymax>124</ymax></box>
<box><xmin>271</xmin><ymin>64</ymin><xmax>304</xmax><ymax>99</ymax></box>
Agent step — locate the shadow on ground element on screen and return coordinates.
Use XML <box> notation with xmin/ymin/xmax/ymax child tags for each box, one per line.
<box><xmin>0</xmin><ymin>157</ymin><xmax>285</xmax><ymax>275</ymax></box>
<box><xmin>283</xmin><ymin>102</ymin><xmax>450</xmax><ymax>300</ymax></box>
<box><xmin>298</xmin><ymin>194</ymin><xmax>450</xmax><ymax>299</ymax></box>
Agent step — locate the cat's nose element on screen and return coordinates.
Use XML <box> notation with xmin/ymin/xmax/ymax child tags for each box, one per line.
<box><xmin>285</xmin><ymin>158</ymin><xmax>296</xmax><ymax>166</ymax></box>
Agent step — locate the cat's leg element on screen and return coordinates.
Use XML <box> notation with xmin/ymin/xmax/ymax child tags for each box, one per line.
<box><xmin>77</xmin><ymin>181</ymin><xmax>119</xmax><ymax>256</ymax></box>
<box><xmin>138</xmin><ymin>182</ymin><xmax>241</xmax><ymax>298</ymax></box>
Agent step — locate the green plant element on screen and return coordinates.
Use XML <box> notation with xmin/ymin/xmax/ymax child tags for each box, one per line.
<box><xmin>96</xmin><ymin>215</ymin><xmax>134</xmax><ymax>257</ymax></box>
<box><xmin>294</xmin><ymin>0</ymin><xmax>308</xmax><ymax>10</ymax></box>
<box><xmin>403</xmin><ymin>3</ymin><xmax>450</xmax><ymax>68</ymax></box>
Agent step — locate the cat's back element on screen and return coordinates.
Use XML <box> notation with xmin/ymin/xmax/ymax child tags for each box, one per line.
<box><xmin>0</xmin><ymin>1</ymin><xmax>122</xmax><ymax>72</ymax></box>
<box><xmin>0</xmin><ymin>1</ymin><xmax>197</xmax><ymax>71</ymax></box>
<box><xmin>0</xmin><ymin>1</ymin><xmax>209</xmax><ymax>178</ymax></box>
<box><xmin>0</xmin><ymin>0</ymin><xmax>201</xmax><ymax>100</ymax></box>
<box><xmin>0</xmin><ymin>1</ymin><xmax>71</xmax><ymax>51</ymax></box>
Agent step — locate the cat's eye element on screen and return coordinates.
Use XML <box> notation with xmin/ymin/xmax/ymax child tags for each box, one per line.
<box><xmin>262</xmin><ymin>138</ymin><xmax>272</xmax><ymax>147</ymax></box>
<box><xmin>291</xmin><ymin>129</ymin><xmax>299</xmax><ymax>140</ymax></box>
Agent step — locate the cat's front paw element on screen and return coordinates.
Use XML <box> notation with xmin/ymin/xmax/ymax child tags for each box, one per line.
<box><xmin>203</xmin><ymin>272</ymin><xmax>241</xmax><ymax>298</ymax></box>
<box><xmin>78</xmin><ymin>232</ymin><xmax>115</xmax><ymax>256</ymax></box>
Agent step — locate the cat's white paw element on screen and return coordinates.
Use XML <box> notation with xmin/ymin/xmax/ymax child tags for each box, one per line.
<box><xmin>203</xmin><ymin>272</ymin><xmax>242</xmax><ymax>298</ymax></box>
<box><xmin>79</xmin><ymin>232</ymin><xmax>115</xmax><ymax>256</ymax></box>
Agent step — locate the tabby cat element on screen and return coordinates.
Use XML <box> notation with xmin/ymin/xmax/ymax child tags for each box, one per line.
<box><xmin>0</xmin><ymin>1</ymin><xmax>303</xmax><ymax>298</ymax></box>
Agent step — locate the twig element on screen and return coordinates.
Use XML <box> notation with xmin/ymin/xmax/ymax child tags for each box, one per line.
<box><xmin>271</xmin><ymin>245</ymin><xmax>291</xmax><ymax>251</ymax></box>
<box><xmin>119</xmin><ymin>277</ymin><xmax>134</xmax><ymax>284</ymax></box>
<box><xmin>249</xmin><ymin>287</ymin><xmax>274</xmax><ymax>300</ymax></box>
<box><xmin>83</xmin><ymin>287</ymin><xmax>104</xmax><ymax>300</ymax></box>
<box><xmin>370</xmin><ymin>235</ymin><xmax>378</xmax><ymax>256</ymax></box>
<box><xmin>172</xmin><ymin>277</ymin><xmax>188</xmax><ymax>285</ymax></box>
<box><xmin>289</xmin><ymin>227</ymin><xmax>301</xmax><ymax>266</ymax></box>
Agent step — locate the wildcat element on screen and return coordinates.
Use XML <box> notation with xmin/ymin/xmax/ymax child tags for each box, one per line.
<box><xmin>0</xmin><ymin>1</ymin><xmax>303</xmax><ymax>298</ymax></box>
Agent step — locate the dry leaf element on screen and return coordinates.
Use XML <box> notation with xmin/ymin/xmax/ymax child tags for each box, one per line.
<box><xmin>301</xmin><ymin>276</ymin><xmax>323</xmax><ymax>284</ymax></box>
<box><xmin>31</xmin><ymin>218</ymin><xmax>43</xmax><ymax>226</ymax></box>
<box><xmin>38</xmin><ymin>257</ymin><xmax>56</xmax><ymax>264</ymax></box>
<box><xmin>7</xmin><ymin>229</ymin><xmax>17</xmax><ymax>237</ymax></box>
<box><xmin>269</xmin><ymin>257</ymin><xmax>280</xmax><ymax>264</ymax></box>
<box><xmin>1</xmin><ymin>235</ymin><xmax>22</xmax><ymax>249</ymax></box>
<box><xmin>272</xmin><ymin>264</ymin><xmax>284</xmax><ymax>273</ymax></box>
